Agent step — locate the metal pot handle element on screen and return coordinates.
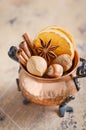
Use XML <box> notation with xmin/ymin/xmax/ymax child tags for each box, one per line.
<box><xmin>76</xmin><ymin>58</ymin><xmax>86</xmax><ymax>78</ymax></box>
<box><xmin>73</xmin><ymin>58</ymin><xmax>86</xmax><ymax>91</ymax></box>
<box><xmin>73</xmin><ymin>57</ymin><xmax>86</xmax><ymax>78</ymax></box>
<box><xmin>8</xmin><ymin>46</ymin><xmax>18</xmax><ymax>62</ymax></box>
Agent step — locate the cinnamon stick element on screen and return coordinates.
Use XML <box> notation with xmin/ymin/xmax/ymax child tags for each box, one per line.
<box><xmin>16</xmin><ymin>50</ymin><xmax>26</xmax><ymax>67</ymax></box>
<box><xmin>18</xmin><ymin>48</ymin><xmax>29</xmax><ymax>61</ymax></box>
<box><xmin>19</xmin><ymin>41</ymin><xmax>31</xmax><ymax>58</ymax></box>
<box><xmin>22</xmin><ymin>33</ymin><xmax>37</xmax><ymax>55</ymax></box>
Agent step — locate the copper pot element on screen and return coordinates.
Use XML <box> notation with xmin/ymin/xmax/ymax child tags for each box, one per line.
<box><xmin>18</xmin><ymin>51</ymin><xmax>79</xmax><ymax>106</ymax></box>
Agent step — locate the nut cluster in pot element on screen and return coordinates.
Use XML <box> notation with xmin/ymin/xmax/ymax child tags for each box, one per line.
<box><xmin>16</xmin><ymin>31</ymin><xmax>74</xmax><ymax>78</ymax></box>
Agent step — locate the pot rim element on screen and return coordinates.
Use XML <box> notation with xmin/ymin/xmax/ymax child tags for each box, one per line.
<box><xmin>20</xmin><ymin>51</ymin><xmax>79</xmax><ymax>81</ymax></box>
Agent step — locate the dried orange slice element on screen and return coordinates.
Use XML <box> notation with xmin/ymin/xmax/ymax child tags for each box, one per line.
<box><xmin>43</xmin><ymin>26</ymin><xmax>75</xmax><ymax>49</ymax></box>
<box><xmin>33</xmin><ymin>26</ymin><xmax>75</xmax><ymax>60</ymax></box>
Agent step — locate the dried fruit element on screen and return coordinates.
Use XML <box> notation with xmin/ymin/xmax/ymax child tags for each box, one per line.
<box><xmin>34</xmin><ymin>26</ymin><xmax>75</xmax><ymax>60</ymax></box>
<box><xmin>46</xmin><ymin>64</ymin><xmax>63</xmax><ymax>78</ymax></box>
<box><xmin>53</xmin><ymin>54</ymin><xmax>72</xmax><ymax>72</ymax></box>
<box><xmin>43</xmin><ymin>26</ymin><xmax>75</xmax><ymax>49</ymax></box>
<box><xmin>27</xmin><ymin>56</ymin><xmax>47</xmax><ymax>77</ymax></box>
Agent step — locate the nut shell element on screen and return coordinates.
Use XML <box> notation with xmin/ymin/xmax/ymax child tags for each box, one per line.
<box><xmin>53</xmin><ymin>54</ymin><xmax>72</xmax><ymax>72</ymax></box>
<box><xmin>27</xmin><ymin>56</ymin><xmax>47</xmax><ymax>77</ymax></box>
<box><xmin>47</xmin><ymin>64</ymin><xmax>63</xmax><ymax>78</ymax></box>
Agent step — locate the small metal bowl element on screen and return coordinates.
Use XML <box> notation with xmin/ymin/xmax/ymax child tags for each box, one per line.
<box><xmin>19</xmin><ymin>51</ymin><xmax>79</xmax><ymax>106</ymax></box>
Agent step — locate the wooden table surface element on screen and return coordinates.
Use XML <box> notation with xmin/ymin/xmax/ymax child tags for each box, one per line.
<box><xmin>0</xmin><ymin>0</ymin><xmax>86</xmax><ymax>130</ymax></box>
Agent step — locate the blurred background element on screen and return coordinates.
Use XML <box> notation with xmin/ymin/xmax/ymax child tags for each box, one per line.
<box><xmin>0</xmin><ymin>0</ymin><xmax>86</xmax><ymax>130</ymax></box>
<box><xmin>1</xmin><ymin>0</ymin><xmax>86</xmax><ymax>88</ymax></box>
<box><xmin>0</xmin><ymin>0</ymin><xmax>86</xmax><ymax>40</ymax></box>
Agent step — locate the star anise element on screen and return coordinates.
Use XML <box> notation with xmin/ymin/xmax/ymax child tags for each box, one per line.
<box><xmin>35</xmin><ymin>39</ymin><xmax>58</xmax><ymax>63</ymax></box>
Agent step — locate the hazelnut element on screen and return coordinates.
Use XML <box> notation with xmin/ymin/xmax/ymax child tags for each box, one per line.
<box><xmin>46</xmin><ymin>64</ymin><xmax>63</xmax><ymax>78</ymax></box>
<box><xmin>53</xmin><ymin>54</ymin><xmax>72</xmax><ymax>72</ymax></box>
